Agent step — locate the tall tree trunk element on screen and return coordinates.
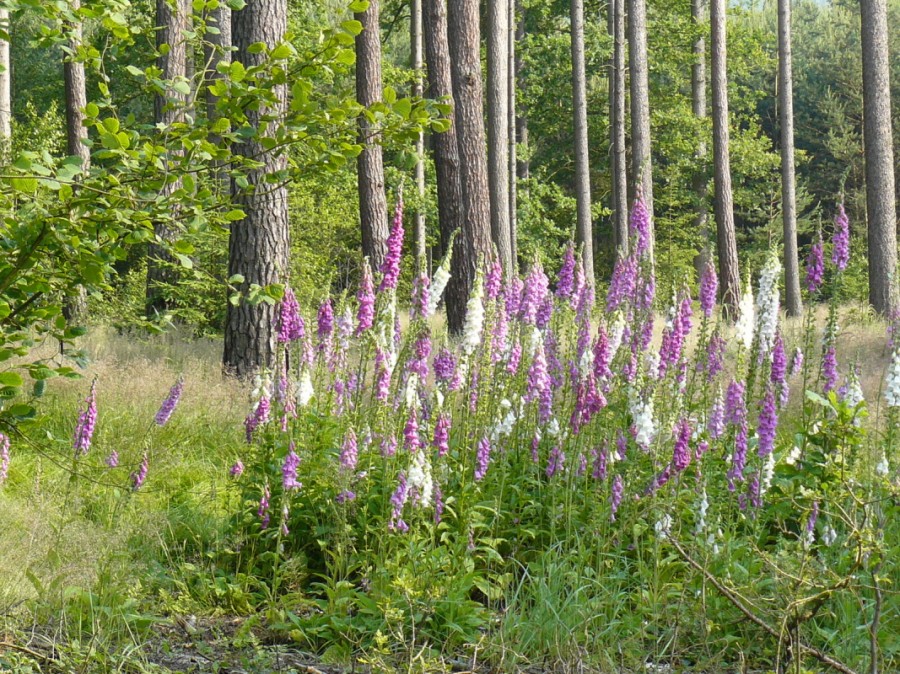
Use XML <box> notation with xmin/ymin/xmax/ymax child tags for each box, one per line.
<box><xmin>356</xmin><ymin>0</ymin><xmax>390</xmax><ymax>270</ymax></box>
<box><xmin>691</xmin><ymin>0</ymin><xmax>709</xmax><ymax>272</ymax></box>
<box><xmin>411</xmin><ymin>0</ymin><xmax>427</xmax><ymax>270</ymax></box>
<box><xmin>710</xmin><ymin>0</ymin><xmax>740</xmax><ymax>315</ymax></box>
<box><xmin>570</xmin><ymin>0</ymin><xmax>594</xmax><ymax>286</ymax></box>
<box><xmin>0</xmin><ymin>9</ymin><xmax>9</xmax><ymax>158</ymax></box>
<box><xmin>778</xmin><ymin>0</ymin><xmax>802</xmax><ymax>316</ymax></box>
<box><xmin>63</xmin><ymin>0</ymin><xmax>90</xmax><ymax>324</ymax></box>
<box><xmin>508</xmin><ymin>0</ymin><xmax>518</xmax><ymax>268</ymax></box>
<box><xmin>223</xmin><ymin>0</ymin><xmax>290</xmax><ymax>377</ymax></box>
<box><xmin>147</xmin><ymin>0</ymin><xmax>190</xmax><ymax>316</ymax></box>
<box><xmin>203</xmin><ymin>1</ymin><xmax>231</xmax><ymax>196</ymax></box>
<box><xmin>515</xmin><ymin>1</ymin><xmax>529</xmax><ymax>184</ymax></box>
<box><xmin>609</xmin><ymin>0</ymin><xmax>628</xmax><ymax>259</ymax></box>
<box><xmin>860</xmin><ymin>0</ymin><xmax>898</xmax><ymax>315</ymax></box>
<box><xmin>628</xmin><ymin>0</ymin><xmax>654</xmax><ymax>259</ymax></box>
<box><xmin>447</xmin><ymin>0</ymin><xmax>493</xmax><ymax>331</ymax></box>
<box><xmin>487</xmin><ymin>0</ymin><xmax>513</xmax><ymax>275</ymax></box>
<box><xmin>422</xmin><ymin>0</ymin><xmax>465</xmax><ymax>330</ymax></box>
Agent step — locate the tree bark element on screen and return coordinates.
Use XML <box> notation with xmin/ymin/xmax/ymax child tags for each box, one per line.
<box><xmin>0</xmin><ymin>9</ymin><xmax>9</xmax><ymax>157</ymax></box>
<box><xmin>63</xmin><ymin>0</ymin><xmax>90</xmax><ymax>324</ymax></box>
<box><xmin>223</xmin><ymin>0</ymin><xmax>290</xmax><ymax>377</ymax></box>
<box><xmin>356</xmin><ymin>0</ymin><xmax>390</xmax><ymax>270</ymax></box>
<box><xmin>860</xmin><ymin>0</ymin><xmax>898</xmax><ymax>315</ymax></box>
<box><xmin>570</xmin><ymin>0</ymin><xmax>595</xmax><ymax>286</ymax></box>
<box><xmin>515</xmin><ymin>1</ymin><xmax>529</xmax><ymax>184</ymax></box>
<box><xmin>628</xmin><ymin>0</ymin><xmax>654</xmax><ymax>260</ymax></box>
<box><xmin>487</xmin><ymin>0</ymin><xmax>513</xmax><ymax>275</ymax></box>
<box><xmin>411</xmin><ymin>0</ymin><xmax>427</xmax><ymax>270</ymax></box>
<box><xmin>778</xmin><ymin>0</ymin><xmax>802</xmax><ymax>316</ymax></box>
<box><xmin>609</xmin><ymin>0</ymin><xmax>628</xmax><ymax>259</ymax></box>
<box><xmin>508</xmin><ymin>0</ymin><xmax>518</xmax><ymax>268</ymax></box>
<box><xmin>203</xmin><ymin>1</ymin><xmax>231</xmax><ymax>196</ymax></box>
<box><xmin>423</xmin><ymin>0</ymin><xmax>465</xmax><ymax>331</ymax></box>
<box><xmin>147</xmin><ymin>0</ymin><xmax>190</xmax><ymax>317</ymax></box>
<box><xmin>447</xmin><ymin>0</ymin><xmax>493</xmax><ymax>331</ymax></box>
<box><xmin>710</xmin><ymin>0</ymin><xmax>741</xmax><ymax>316</ymax></box>
<box><xmin>691</xmin><ymin>0</ymin><xmax>709</xmax><ymax>273</ymax></box>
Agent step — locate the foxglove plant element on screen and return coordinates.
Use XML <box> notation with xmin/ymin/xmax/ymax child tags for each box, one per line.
<box><xmin>155</xmin><ymin>376</ymin><xmax>184</xmax><ymax>426</ymax></box>
<box><xmin>832</xmin><ymin>204</ymin><xmax>850</xmax><ymax>272</ymax></box>
<box><xmin>74</xmin><ymin>379</ymin><xmax>98</xmax><ymax>456</ymax></box>
<box><xmin>805</xmin><ymin>235</ymin><xmax>825</xmax><ymax>293</ymax></box>
<box><xmin>277</xmin><ymin>287</ymin><xmax>304</xmax><ymax>343</ymax></box>
<box><xmin>0</xmin><ymin>433</ymin><xmax>9</xmax><ymax>485</ymax></box>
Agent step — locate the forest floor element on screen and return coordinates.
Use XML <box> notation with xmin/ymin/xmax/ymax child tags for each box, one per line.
<box><xmin>0</xmin><ymin>306</ymin><xmax>893</xmax><ymax>674</ymax></box>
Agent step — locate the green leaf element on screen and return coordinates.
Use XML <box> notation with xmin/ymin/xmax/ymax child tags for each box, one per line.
<box><xmin>270</xmin><ymin>43</ymin><xmax>293</xmax><ymax>60</ymax></box>
<box><xmin>224</xmin><ymin>209</ymin><xmax>245</xmax><ymax>221</ymax></box>
<box><xmin>102</xmin><ymin>117</ymin><xmax>120</xmax><ymax>134</ymax></box>
<box><xmin>340</xmin><ymin>20</ymin><xmax>363</xmax><ymax>36</ymax></box>
<box><xmin>10</xmin><ymin>177</ymin><xmax>38</xmax><ymax>193</ymax></box>
<box><xmin>172</xmin><ymin>80</ymin><xmax>191</xmax><ymax>96</ymax></box>
<box><xmin>0</xmin><ymin>372</ymin><xmax>23</xmax><ymax>387</ymax></box>
<box><xmin>85</xmin><ymin>102</ymin><xmax>100</xmax><ymax>118</ymax></box>
<box><xmin>348</xmin><ymin>0</ymin><xmax>369</xmax><ymax>11</ymax></box>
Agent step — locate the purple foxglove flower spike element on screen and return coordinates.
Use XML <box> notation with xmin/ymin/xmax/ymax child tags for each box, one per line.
<box><xmin>673</xmin><ymin>418</ymin><xmax>692</xmax><ymax>472</ymax></box>
<box><xmin>485</xmin><ymin>255</ymin><xmax>503</xmax><ymax>301</ymax></box>
<box><xmin>340</xmin><ymin>430</ymin><xmax>358</xmax><ymax>472</ymax></box>
<box><xmin>805</xmin><ymin>236</ymin><xmax>825</xmax><ymax>293</ymax></box>
<box><xmin>832</xmin><ymin>204</ymin><xmax>850</xmax><ymax>272</ymax></box>
<box><xmin>283</xmin><ymin>445</ymin><xmax>302</xmax><ymax>489</ymax></box>
<box><xmin>790</xmin><ymin>347</ymin><xmax>804</xmax><ymax>376</ymax></box>
<box><xmin>356</xmin><ymin>260</ymin><xmax>376</xmax><ymax>335</ymax></box>
<box><xmin>630</xmin><ymin>196</ymin><xmax>652</xmax><ymax>257</ymax></box>
<box><xmin>389</xmin><ymin>471</ymin><xmax>409</xmax><ymax>533</ymax></box>
<box><xmin>155</xmin><ymin>376</ymin><xmax>184</xmax><ymax>426</ymax></box>
<box><xmin>0</xmin><ymin>433</ymin><xmax>9</xmax><ymax>485</ymax></box>
<box><xmin>229</xmin><ymin>459</ymin><xmax>244</xmax><ymax>477</ymax></box>
<box><xmin>258</xmin><ymin>483</ymin><xmax>271</xmax><ymax>529</ymax></box>
<box><xmin>700</xmin><ymin>259</ymin><xmax>718</xmax><ymax>318</ymax></box>
<box><xmin>106</xmin><ymin>450</ymin><xmax>119</xmax><ymax>468</ymax></box>
<box><xmin>610</xmin><ymin>474</ymin><xmax>624</xmax><ymax>521</ymax></box>
<box><xmin>317</xmin><ymin>299</ymin><xmax>334</xmax><ymax>344</ymax></box>
<box><xmin>74</xmin><ymin>379</ymin><xmax>98</xmax><ymax>456</ymax></box>
<box><xmin>546</xmin><ymin>445</ymin><xmax>565</xmax><ymax>478</ymax></box>
<box><xmin>506</xmin><ymin>340</ymin><xmax>522</xmax><ymax>375</ymax></box>
<box><xmin>131</xmin><ymin>452</ymin><xmax>149</xmax><ymax>491</ymax></box>
<box><xmin>475</xmin><ymin>437</ymin><xmax>492</xmax><ymax>481</ymax></box>
<box><xmin>520</xmin><ymin>262</ymin><xmax>549</xmax><ymax>325</ymax></box>
<box><xmin>277</xmin><ymin>286</ymin><xmax>303</xmax><ymax>343</ymax></box>
<box><xmin>822</xmin><ymin>345</ymin><xmax>838</xmax><ymax>393</ymax></box>
<box><xmin>379</xmin><ymin>192</ymin><xmax>405</xmax><ymax>293</ymax></box>
<box><xmin>757</xmin><ymin>387</ymin><xmax>777</xmax><ymax>458</ymax></box>
<box><xmin>555</xmin><ymin>243</ymin><xmax>576</xmax><ymax>300</ymax></box>
<box><xmin>433</xmin><ymin>413</ymin><xmax>451</xmax><ymax>457</ymax></box>
<box><xmin>404</xmin><ymin>408</ymin><xmax>421</xmax><ymax>452</ymax></box>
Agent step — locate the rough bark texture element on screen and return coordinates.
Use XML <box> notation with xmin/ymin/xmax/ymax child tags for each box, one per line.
<box><xmin>487</xmin><ymin>0</ymin><xmax>513</xmax><ymax>275</ymax></box>
<box><xmin>423</xmin><ymin>0</ymin><xmax>465</xmax><ymax>332</ymax></box>
<box><xmin>691</xmin><ymin>0</ymin><xmax>709</xmax><ymax>272</ymax></box>
<box><xmin>778</xmin><ymin>0</ymin><xmax>802</xmax><ymax>317</ymax></box>
<box><xmin>223</xmin><ymin>0</ymin><xmax>290</xmax><ymax>377</ymax></box>
<box><xmin>0</xmin><ymin>9</ymin><xmax>9</xmax><ymax>154</ymax></box>
<box><xmin>411</xmin><ymin>0</ymin><xmax>427</xmax><ymax>270</ymax></box>
<box><xmin>356</xmin><ymin>0</ymin><xmax>390</xmax><ymax>270</ymax></box>
<box><xmin>570</xmin><ymin>0</ymin><xmax>594</xmax><ymax>286</ymax></box>
<box><xmin>710</xmin><ymin>0</ymin><xmax>741</xmax><ymax>316</ymax></box>
<box><xmin>515</xmin><ymin>1</ymin><xmax>529</xmax><ymax>184</ymax></box>
<box><xmin>63</xmin><ymin>0</ymin><xmax>90</xmax><ymax>324</ymax></box>
<box><xmin>860</xmin><ymin>0</ymin><xmax>898</xmax><ymax>315</ymax></box>
<box><xmin>628</xmin><ymin>0</ymin><xmax>654</xmax><ymax>259</ymax></box>
<box><xmin>203</xmin><ymin>1</ymin><xmax>231</xmax><ymax>195</ymax></box>
<box><xmin>508</xmin><ymin>0</ymin><xmax>518</xmax><ymax>268</ymax></box>
<box><xmin>147</xmin><ymin>0</ymin><xmax>190</xmax><ymax>316</ymax></box>
<box><xmin>609</xmin><ymin>0</ymin><xmax>628</xmax><ymax>259</ymax></box>
<box><xmin>447</xmin><ymin>0</ymin><xmax>493</xmax><ymax>332</ymax></box>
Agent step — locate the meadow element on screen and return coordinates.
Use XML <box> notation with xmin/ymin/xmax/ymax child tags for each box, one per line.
<box><xmin>0</xmin><ymin>200</ymin><xmax>898</xmax><ymax>674</ymax></box>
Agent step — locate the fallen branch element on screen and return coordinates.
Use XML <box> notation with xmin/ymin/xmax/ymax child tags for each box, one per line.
<box><xmin>668</xmin><ymin>537</ymin><xmax>858</xmax><ymax>674</ymax></box>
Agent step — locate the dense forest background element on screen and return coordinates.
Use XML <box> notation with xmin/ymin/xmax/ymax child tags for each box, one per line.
<box><xmin>8</xmin><ymin>0</ymin><xmax>899</xmax><ymax>332</ymax></box>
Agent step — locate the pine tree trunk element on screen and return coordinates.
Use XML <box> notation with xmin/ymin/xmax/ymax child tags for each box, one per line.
<box><xmin>710</xmin><ymin>0</ymin><xmax>741</xmax><ymax>316</ymax></box>
<box><xmin>487</xmin><ymin>0</ymin><xmax>513</xmax><ymax>275</ymax></box>
<box><xmin>628</xmin><ymin>0</ymin><xmax>654</xmax><ymax>259</ymax></box>
<box><xmin>691</xmin><ymin>0</ymin><xmax>709</xmax><ymax>272</ymax></box>
<box><xmin>860</xmin><ymin>0</ymin><xmax>898</xmax><ymax>315</ymax></box>
<box><xmin>570</xmin><ymin>0</ymin><xmax>594</xmax><ymax>286</ymax></box>
<box><xmin>356</xmin><ymin>0</ymin><xmax>390</xmax><ymax>270</ymax></box>
<box><xmin>514</xmin><ymin>2</ymin><xmax>529</xmax><ymax>185</ymax></box>
<box><xmin>508</xmin><ymin>0</ymin><xmax>518</xmax><ymax>268</ymax></box>
<box><xmin>778</xmin><ymin>0</ymin><xmax>802</xmax><ymax>317</ymax></box>
<box><xmin>63</xmin><ymin>0</ymin><xmax>90</xmax><ymax>325</ymax></box>
<box><xmin>447</xmin><ymin>0</ymin><xmax>493</xmax><ymax>331</ymax></box>
<box><xmin>411</xmin><ymin>0</ymin><xmax>427</xmax><ymax>271</ymax></box>
<box><xmin>223</xmin><ymin>0</ymin><xmax>290</xmax><ymax>377</ymax></box>
<box><xmin>147</xmin><ymin>0</ymin><xmax>190</xmax><ymax>317</ymax></box>
<box><xmin>422</xmin><ymin>0</ymin><xmax>465</xmax><ymax>331</ymax></box>
<box><xmin>204</xmin><ymin>1</ymin><xmax>231</xmax><ymax>196</ymax></box>
<box><xmin>609</xmin><ymin>0</ymin><xmax>628</xmax><ymax>259</ymax></box>
<box><xmin>0</xmin><ymin>9</ymin><xmax>9</xmax><ymax>158</ymax></box>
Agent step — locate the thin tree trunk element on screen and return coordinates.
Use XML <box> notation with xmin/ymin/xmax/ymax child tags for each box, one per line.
<box><xmin>570</xmin><ymin>0</ymin><xmax>594</xmax><ymax>286</ymax></box>
<box><xmin>691</xmin><ymin>0</ymin><xmax>709</xmax><ymax>272</ymax></box>
<box><xmin>411</xmin><ymin>0</ymin><xmax>427</xmax><ymax>270</ymax></box>
<box><xmin>63</xmin><ymin>0</ymin><xmax>90</xmax><ymax>324</ymax></box>
<box><xmin>710</xmin><ymin>0</ymin><xmax>740</xmax><ymax>316</ymax></box>
<box><xmin>203</xmin><ymin>1</ymin><xmax>231</xmax><ymax>196</ymax></box>
<box><xmin>778</xmin><ymin>0</ymin><xmax>802</xmax><ymax>316</ymax></box>
<box><xmin>508</xmin><ymin>0</ymin><xmax>518</xmax><ymax>268</ymax></box>
<box><xmin>860</xmin><ymin>0</ymin><xmax>898</xmax><ymax>315</ymax></box>
<box><xmin>423</xmin><ymin>0</ymin><xmax>465</xmax><ymax>331</ymax></box>
<box><xmin>223</xmin><ymin>0</ymin><xmax>290</xmax><ymax>377</ymax></box>
<box><xmin>147</xmin><ymin>0</ymin><xmax>190</xmax><ymax>316</ymax></box>
<box><xmin>628</xmin><ymin>0</ymin><xmax>654</xmax><ymax>259</ymax></box>
<box><xmin>610</xmin><ymin>0</ymin><xmax>628</xmax><ymax>259</ymax></box>
<box><xmin>515</xmin><ymin>1</ymin><xmax>529</xmax><ymax>184</ymax></box>
<box><xmin>447</xmin><ymin>0</ymin><xmax>493</xmax><ymax>331</ymax></box>
<box><xmin>0</xmin><ymin>9</ymin><xmax>9</xmax><ymax>157</ymax></box>
<box><xmin>487</xmin><ymin>0</ymin><xmax>513</xmax><ymax>275</ymax></box>
<box><xmin>356</xmin><ymin>0</ymin><xmax>390</xmax><ymax>270</ymax></box>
